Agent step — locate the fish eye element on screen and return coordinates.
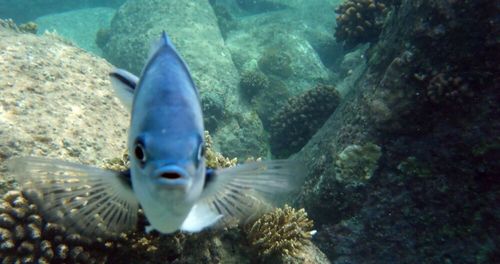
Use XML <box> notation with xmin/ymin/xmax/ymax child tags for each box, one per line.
<box><xmin>134</xmin><ymin>143</ymin><xmax>147</xmax><ymax>164</ymax></box>
<box><xmin>197</xmin><ymin>143</ymin><xmax>206</xmax><ymax>160</ymax></box>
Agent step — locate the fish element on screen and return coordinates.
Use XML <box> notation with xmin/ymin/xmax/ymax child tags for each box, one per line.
<box><xmin>6</xmin><ymin>32</ymin><xmax>303</xmax><ymax>237</ymax></box>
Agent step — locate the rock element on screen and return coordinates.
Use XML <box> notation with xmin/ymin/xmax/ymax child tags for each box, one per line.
<box><xmin>35</xmin><ymin>8</ymin><xmax>116</xmax><ymax>56</ymax></box>
<box><xmin>225</xmin><ymin>3</ymin><xmax>334</xmax><ymax>96</ymax></box>
<box><xmin>0</xmin><ymin>23</ymin><xmax>128</xmax><ymax>192</ymax></box>
<box><xmin>296</xmin><ymin>0</ymin><xmax>499</xmax><ymax>262</ymax></box>
<box><xmin>102</xmin><ymin>0</ymin><xmax>268</xmax><ymax>159</ymax></box>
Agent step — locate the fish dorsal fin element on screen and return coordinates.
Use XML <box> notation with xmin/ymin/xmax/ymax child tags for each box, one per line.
<box><xmin>146</xmin><ymin>31</ymin><xmax>175</xmax><ymax>62</ymax></box>
<box><xmin>196</xmin><ymin>160</ymin><xmax>305</xmax><ymax>226</ymax></box>
<box><xmin>110</xmin><ymin>68</ymin><xmax>138</xmax><ymax>111</ymax></box>
<box><xmin>6</xmin><ymin>157</ymin><xmax>139</xmax><ymax>238</ymax></box>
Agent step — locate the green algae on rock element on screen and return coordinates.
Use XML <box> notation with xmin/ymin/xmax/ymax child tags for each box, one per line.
<box><xmin>334</xmin><ymin>143</ymin><xmax>382</xmax><ymax>186</ymax></box>
<box><xmin>18</xmin><ymin>22</ymin><xmax>38</xmax><ymax>34</ymax></box>
<box><xmin>258</xmin><ymin>48</ymin><xmax>293</xmax><ymax>79</ymax></box>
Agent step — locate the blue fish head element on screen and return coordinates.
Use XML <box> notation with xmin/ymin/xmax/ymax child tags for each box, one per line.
<box><xmin>131</xmin><ymin>131</ymin><xmax>205</xmax><ymax>199</ymax></box>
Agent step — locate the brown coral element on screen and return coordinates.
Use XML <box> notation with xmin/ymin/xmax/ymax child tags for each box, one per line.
<box><xmin>426</xmin><ymin>72</ymin><xmax>475</xmax><ymax>104</ymax></box>
<box><xmin>204</xmin><ymin>131</ymin><xmax>237</xmax><ymax>169</ymax></box>
<box><xmin>334</xmin><ymin>0</ymin><xmax>388</xmax><ymax>47</ymax></box>
<box><xmin>269</xmin><ymin>84</ymin><xmax>341</xmax><ymax>158</ymax></box>
<box><xmin>0</xmin><ymin>190</ymin><xmax>115</xmax><ymax>263</ymax></box>
<box><xmin>239</xmin><ymin>70</ymin><xmax>270</xmax><ymax>101</ymax></box>
<box><xmin>246</xmin><ymin>205</ymin><xmax>314</xmax><ymax>258</ymax></box>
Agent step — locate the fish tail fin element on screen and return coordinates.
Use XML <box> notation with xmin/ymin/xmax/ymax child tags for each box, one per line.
<box><xmin>6</xmin><ymin>157</ymin><xmax>139</xmax><ymax>238</ymax></box>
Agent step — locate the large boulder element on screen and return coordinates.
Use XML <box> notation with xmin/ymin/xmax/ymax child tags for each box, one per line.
<box><xmin>35</xmin><ymin>8</ymin><xmax>116</xmax><ymax>56</ymax></box>
<box><xmin>0</xmin><ymin>22</ymin><xmax>128</xmax><ymax>192</ymax></box>
<box><xmin>295</xmin><ymin>0</ymin><xmax>499</xmax><ymax>262</ymax></box>
<box><xmin>102</xmin><ymin>0</ymin><xmax>268</xmax><ymax>159</ymax></box>
<box><xmin>224</xmin><ymin>0</ymin><xmax>338</xmax><ymax>96</ymax></box>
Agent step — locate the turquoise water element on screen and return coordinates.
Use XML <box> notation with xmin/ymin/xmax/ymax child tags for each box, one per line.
<box><xmin>0</xmin><ymin>0</ymin><xmax>498</xmax><ymax>263</ymax></box>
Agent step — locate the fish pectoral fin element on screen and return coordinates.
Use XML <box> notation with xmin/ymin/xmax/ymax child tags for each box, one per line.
<box><xmin>6</xmin><ymin>157</ymin><xmax>139</xmax><ymax>238</ymax></box>
<box><xmin>199</xmin><ymin>160</ymin><xmax>305</xmax><ymax>225</ymax></box>
<box><xmin>109</xmin><ymin>68</ymin><xmax>138</xmax><ymax>111</ymax></box>
<box><xmin>180</xmin><ymin>203</ymin><xmax>222</xmax><ymax>233</ymax></box>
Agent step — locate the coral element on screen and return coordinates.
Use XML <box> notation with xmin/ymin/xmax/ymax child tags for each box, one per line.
<box><xmin>18</xmin><ymin>22</ymin><xmax>38</xmax><ymax>34</ymax></box>
<box><xmin>334</xmin><ymin>0</ymin><xmax>388</xmax><ymax>47</ymax></box>
<box><xmin>425</xmin><ymin>71</ymin><xmax>475</xmax><ymax>104</ymax></box>
<box><xmin>269</xmin><ymin>84</ymin><xmax>341</xmax><ymax>158</ymax></box>
<box><xmin>258</xmin><ymin>48</ymin><xmax>293</xmax><ymax>79</ymax></box>
<box><xmin>204</xmin><ymin>131</ymin><xmax>238</xmax><ymax>169</ymax></box>
<box><xmin>246</xmin><ymin>205</ymin><xmax>314</xmax><ymax>258</ymax></box>
<box><xmin>95</xmin><ymin>27</ymin><xmax>111</xmax><ymax>50</ymax></box>
<box><xmin>102</xmin><ymin>149</ymin><xmax>129</xmax><ymax>171</ymax></box>
<box><xmin>239</xmin><ymin>70</ymin><xmax>270</xmax><ymax>101</ymax></box>
<box><xmin>0</xmin><ymin>190</ymin><xmax>114</xmax><ymax>263</ymax></box>
<box><xmin>334</xmin><ymin>143</ymin><xmax>382</xmax><ymax>186</ymax></box>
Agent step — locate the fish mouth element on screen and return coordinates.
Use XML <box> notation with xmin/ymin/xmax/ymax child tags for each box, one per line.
<box><xmin>153</xmin><ymin>165</ymin><xmax>190</xmax><ymax>189</ymax></box>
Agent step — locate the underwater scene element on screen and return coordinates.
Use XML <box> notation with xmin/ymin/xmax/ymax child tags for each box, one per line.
<box><xmin>0</xmin><ymin>0</ymin><xmax>498</xmax><ymax>263</ymax></box>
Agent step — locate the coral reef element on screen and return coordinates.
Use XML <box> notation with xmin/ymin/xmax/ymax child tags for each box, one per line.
<box><xmin>0</xmin><ymin>190</ymin><xmax>113</xmax><ymax>263</ymax></box>
<box><xmin>246</xmin><ymin>205</ymin><xmax>314</xmax><ymax>259</ymax></box>
<box><xmin>239</xmin><ymin>70</ymin><xmax>270</xmax><ymax>101</ymax></box>
<box><xmin>269</xmin><ymin>84</ymin><xmax>341</xmax><ymax>158</ymax></box>
<box><xmin>334</xmin><ymin>0</ymin><xmax>388</xmax><ymax>47</ymax></box>
<box><xmin>258</xmin><ymin>48</ymin><xmax>293</xmax><ymax>79</ymax></box>
<box><xmin>334</xmin><ymin>143</ymin><xmax>382</xmax><ymax>186</ymax></box>
<box><xmin>298</xmin><ymin>0</ymin><xmax>499</xmax><ymax>262</ymax></box>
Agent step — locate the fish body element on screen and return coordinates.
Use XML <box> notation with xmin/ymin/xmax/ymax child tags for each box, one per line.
<box><xmin>7</xmin><ymin>32</ymin><xmax>302</xmax><ymax>236</ymax></box>
<box><xmin>126</xmin><ymin>33</ymin><xmax>207</xmax><ymax>233</ymax></box>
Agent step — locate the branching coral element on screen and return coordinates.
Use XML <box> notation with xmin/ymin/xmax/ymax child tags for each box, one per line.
<box><xmin>204</xmin><ymin>131</ymin><xmax>237</xmax><ymax>169</ymax></box>
<box><xmin>0</xmin><ymin>190</ymin><xmax>114</xmax><ymax>263</ymax></box>
<box><xmin>246</xmin><ymin>205</ymin><xmax>314</xmax><ymax>258</ymax></box>
<box><xmin>269</xmin><ymin>84</ymin><xmax>341</xmax><ymax>158</ymax></box>
<box><xmin>334</xmin><ymin>0</ymin><xmax>388</xmax><ymax>47</ymax></box>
